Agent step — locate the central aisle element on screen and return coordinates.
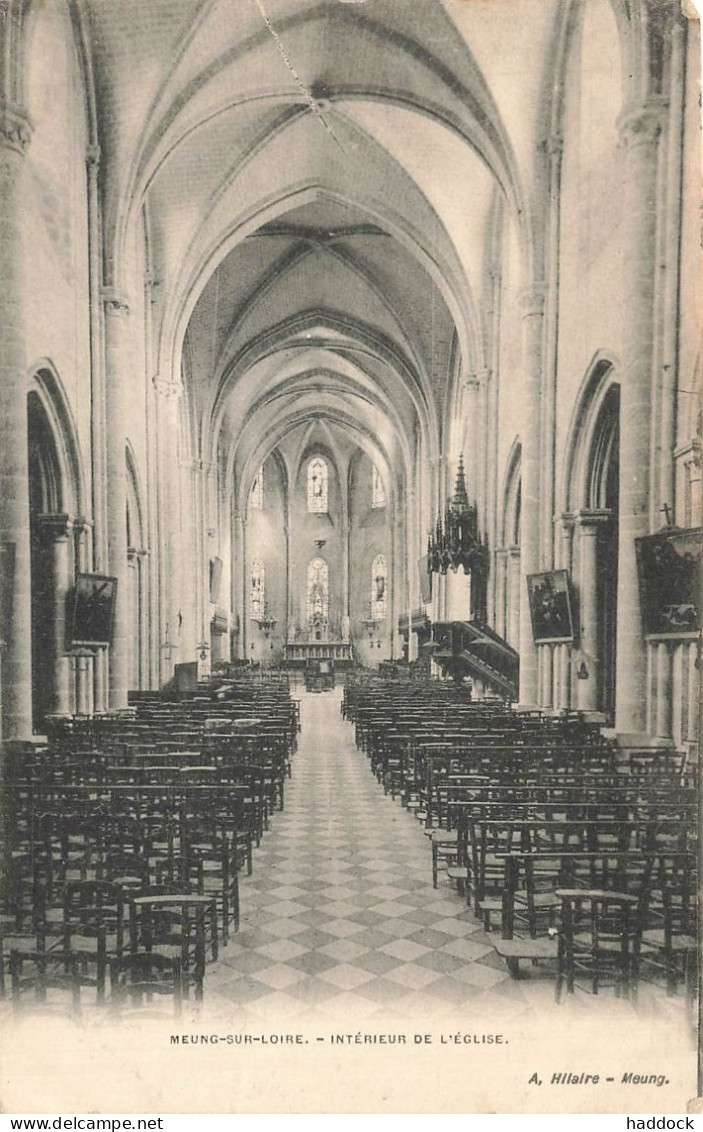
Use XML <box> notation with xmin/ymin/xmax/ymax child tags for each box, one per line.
<box><xmin>207</xmin><ymin>686</ymin><xmax>530</xmax><ymax>1022</ymax></box>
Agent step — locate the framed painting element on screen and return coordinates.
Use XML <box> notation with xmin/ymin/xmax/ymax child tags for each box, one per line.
<box><xmin>527</xmin><ymin>569</ymin><xmax>575</xmax><ymax>644</ymax></box>
<box><xmin>635</xmin><ymin>526</ymin><xmax>701</xmax><ymax>639</ymax></box>
<box><xmin>68</xmin><ymin>573</ymin><xmax>117</xmax><ymax>647</ymax></box>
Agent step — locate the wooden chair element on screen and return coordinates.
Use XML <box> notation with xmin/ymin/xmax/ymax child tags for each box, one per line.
<box><xmin>62</xmin><ymin>880</ymin><xmax>129</xmax><ymax>1002</ymax></box>
<box><xmin>640</xmin><ymin>852</ymin><xmax>697</xmax><ymax>1001</ymax></box>
<box><xmin>130</xmin><ymin>891</ymin><xmax>217</xmax><ymax>1001</ymax></box>
<box><xmin>9</xmin><ymin>948</ymin><xmax>83</xmax><ymax>1017</ymax></box>
<box><xmin>109</xmin><ymin>953</ymin><xmax>182</xmax><ymax>1017</ymax></box>
<box><xmin>555</xmin><ymin>889</ymin><xmax>644</xmax><ymax>1002</ymax></box>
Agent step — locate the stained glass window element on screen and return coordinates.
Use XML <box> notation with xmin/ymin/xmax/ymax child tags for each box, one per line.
<box><xmin>250</xmin><ymin>557</ymin><xmax>265</xmax><ymax>618</ymax></box>
<box><xmin>250</xmin><ymin>467</ymin><xmax>264</xmax><ymax>510</ymax></box>
<box><xmin>371</xmin><ymin>464</ymin><xmax>386</xmax><ymax>508</ymax></box>
<box><xmin>307</xmin><ymin>557</ymin><xmax>329</xmax><ymax>621</ymax></box>
<box><xmin>371</xmin><ymin>554</ymin><xmax>387</xmax><ymax>620</ymax></box>
<box><xmin>307</xmin><ymin>457</ymin><xmax>328</xmax><ymax>513</ymax></box>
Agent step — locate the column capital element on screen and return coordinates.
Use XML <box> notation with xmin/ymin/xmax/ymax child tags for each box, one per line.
<box><xmin>73</xmin><ymin>516</ymin><xmax>93</xmax><ymax>537</ymax></box>
<box><xmin>518</xmin><ymin>282</ymin><xmax>548</xmax><ymax>318</ymax></box>
<box><xmin>127</xmin><ymin>545</ymin><xmax>148</xmax><ymax>563</ymax></box>
<box><xmin>101</xmin><ymin>288</ymin><xmax>130</xmax><ymax>318</ymax></box>
<box><xmin>616</xmin><ymin>99</ymin><xmax>668</xmax><ymax>150</ymax></box>
<box><xmin>35</xmin><ymin>513</ymin><xmax>73</xmax><ymax>540</ymax></box>
<box><xmin>575</xmin><ymin>508</ymin><xmax>612</xmax><ymax>530</ymax></box>
<box><xmin>86</xmin><ymin>144</ymin><xmax>101</xmax><ymax>169</ymax></box>
<box><xmin>0</xmin><ymin>102</ymin><xmax>33</xmax><ymax>156</ymax></box>
<box><xmin>153</xmin><ymin>375</ymin><xmax>183</xmax><ymax>400</ymax></box>
<box><xmin>556</xmin><ymin>511</ymin><xmax>575</xmax><ymax>529</ymax></box>
<box><xmin>462</xmin><ymin>375</ymin><xmax>481</xmax><ymax>395</ymax></box>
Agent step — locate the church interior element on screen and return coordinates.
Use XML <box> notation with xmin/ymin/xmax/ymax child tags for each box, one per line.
<box><xmin>0</xmin><ymin>0</ymin><xmax>700</xmax><ymax>1048</ymax></box>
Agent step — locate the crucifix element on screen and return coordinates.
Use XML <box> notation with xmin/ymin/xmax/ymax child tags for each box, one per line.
<box><xmin>660</xmin><ymin>503</ymin><xmax>673</xmax><ymax>527</ymax></box>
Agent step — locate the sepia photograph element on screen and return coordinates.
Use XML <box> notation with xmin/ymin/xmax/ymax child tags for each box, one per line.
<box><xmin>0</xmin><ymin>0</ymin><xmax>700</xmax><ymax>1117</ymax></box>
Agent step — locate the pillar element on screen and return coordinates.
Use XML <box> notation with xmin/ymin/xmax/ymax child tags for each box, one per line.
<box><xmin>517</xmin><ymin>284</ymin><xmax>546</xmax><ymax>706</ymax></box>
<box><xmin>39</xmin><ymin>514</ymin><xmax>73</xmax><ymax>715</ymax></box>
<box><xmin>494</xmin><ymin>548</ymin><xmax>508</xmax><ymax>639</ymax></box>
<box><xmin>102</xmin><ymin>290</ymin><xmax>131</xmax><ymax>709</ymax></box>
<box><xmin>554</xmin><ymin>514</ymin><xmax>574</xmax><ymax>711</ymax></box>
<box><xmin>539</xmin><ymin>646</ymin><xmax>553</xmax><ymax>710</ymax></box>
<box><xmin>153</xmin><ymin>378</ymin><xmax>183</xmax><ymax>683</ymax></box>
<box><xmin>86</xmin><ymin>147</ymin><xmax>107</xmax><ymax>715</ymax></box>
<box><xmin>615</xmin><ymin>100</ymin><xmax>666</xmax><ymax>734</ymax></box>
<box><xmin>507</xmin><ymin>547</ymin><xmax>521</xmax><ymax>650</ymax></box>
<box><xmin>232</xmin><ymin>508</ymin><xmax>245</xmax><ymax>659</ymax></box>
<box><xmin>72</xmin><ymin>519</ymin><xmax>93</xmax><ymax>715</ymax></box>
<box><xmin>655</xmin><ymin>641</ymin><xmax>673</xmax><ymax>739</ymax></box>
<box><xmin>0</xmin><ymin>107</ymin><xmax>33</xmax><ymax>739</ymax></box>
<box><xmin>576</xmin><ymin>510</ymin><xmax>609</xmax><ymax>712</ymax></box>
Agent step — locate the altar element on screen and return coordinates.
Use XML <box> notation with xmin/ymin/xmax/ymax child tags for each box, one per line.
<box><xmin>284</xmin><ymin>641</ymin><xmax>353</xmax><ymax>667</ymax></box>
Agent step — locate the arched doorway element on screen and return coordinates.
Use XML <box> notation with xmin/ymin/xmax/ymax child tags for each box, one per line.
<box><xmin>28</xmin><ymin>392</ymin><xmax>69</xmax><ymax>729</ymax></box>
<box><xmin>126</xmin><ymin>448</ymin><xmax>148</xmax><ymax>691</ymax></box>
<box><xmin>589</xmin><ymin>385</ymin><xmax>620</xmax><ymax>717</ymax></box>
<box><xmin>497</xmin><ymin>442</ymin><xmax>521</xmax><ymax>649</ymax></box>
<box><xmin>565</xmin><ymin>361</ymin><xmax>620</xmax><ymax>720</ymax></box>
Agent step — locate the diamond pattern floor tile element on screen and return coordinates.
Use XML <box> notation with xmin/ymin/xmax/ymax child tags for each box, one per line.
<box><xmin>202</xmin><ymin>687</ymin><xmax>529</xmax><ymax>1019</ymax></box>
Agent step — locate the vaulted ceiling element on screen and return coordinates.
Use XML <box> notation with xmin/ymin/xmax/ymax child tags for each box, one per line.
<box><xmin>84</xmin><ymin>0</ymin><xmax>562</xmax><ymax>498</ymax></box>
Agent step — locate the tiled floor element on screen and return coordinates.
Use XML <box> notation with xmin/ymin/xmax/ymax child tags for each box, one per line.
<box><xmin>205</xmin><ymin>687</ymin><xmax>539</xmax><ymax>1023</ymax></box>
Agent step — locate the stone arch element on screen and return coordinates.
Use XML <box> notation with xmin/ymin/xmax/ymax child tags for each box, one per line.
<box><xmin>496</xmin><ymin>439</ymin><xmax>522</xmax><ymax>650</ymax></box>
<box><xmin>501</xmin><ymin>439</ymin><xmax>522</xmax><ymax>548</ymax></box>
<box><xmin>125</xmin><ymin>443</ymin><xmax>148</xmax><ymax>690</ymax></box>
<box><xmin>27</xmin><ymin>363</ymin><xmax>85</xmax><ymax>728</ymax></box>
<box><xmin>564</xmin><ymin>355</ymin><xmax>620</xmax><ymax>718</ymax></box>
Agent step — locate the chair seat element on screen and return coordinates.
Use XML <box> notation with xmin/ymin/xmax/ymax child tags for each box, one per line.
<box><xmin>493</xmin><ymin>937</ymin><xmax>559</xmax><ymax>960</ymax></box>
<box><xmin>514</xmin><ymin>891</ymin><xmax>560</xmax><ymax>908</ymax></box>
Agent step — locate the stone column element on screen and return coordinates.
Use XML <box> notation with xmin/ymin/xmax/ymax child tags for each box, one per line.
<box><xmin>554</xmin><ymin>514</ymin><xmax>574</xmax><ymax>710</ymax></box>
<box><xmin>153</xmin><ymin>378</ymin><xmax>183</xmax><ymax>683</ymax></box>
<box><xmin>38</xmin><ymin>514</ymin><xmax>73</xmax><ymax>715</ymax></box>
<box><xmin>654</xmin><ymin>642</ymin><xmax>673</xmax><ymax>739</ymax></box>
<box><xmin>72</xmin><ymin>519</ymin><xmax>93</xmax><ymax>714</ymax></box>
<box><xmin>615</xmin><ymin>100</ymin><xmax>666</xmax><ymax>734</ymax></box>
<box><xmin>494</xmin><ymin>548</ymin><xmax>508</xmax><ymax>639</ymax></box>
<box><xmin>102</xmin><ymin>290</ymin><xmax>131</xmax><ymax>709</ymax></box>
<box><xmin>127</xmin><ymin>546</ymin><xmax>148</xmax><ymax>690</ymax></box>
<box><xmin>507</xmin><ymin>547</ymin><xmax>521</xmax><ymax>651</ymax></box>
<box><xmin>541</xmin><ymin>135</ymin><xmax>564</xmax><ymax>568</ymax></box>
<box><xmin>686</xmin><ymin>641</ymin><xmax>699</xmax><ymax>745</ymax></box>
<box><xmin>0</xmin><ymin>106</ymin><xmax>33</xmax><ymax>739</ymax></box>
<box><xmin>231</xmin><ymin>508</ymin><xmax>245</xmax><ymax>659</ymax></box>
<box><xmin>518</xmin><ymin>284</ymin><xmax>547</xmax><ymax>706</ymax></box>
<box><xmin>539</xmin><ymin>646</ymin><xmax>553</xmax><ymax>710</ymax></box>
<box><xmin>241</xmin><ymin>516</ymin><xmax>248</xmax><ymax>657</ymax></box>
<box><xmin>575</xmin><ymin>510</ymin><xmax>609</xmax><ymax>712</ymax></box>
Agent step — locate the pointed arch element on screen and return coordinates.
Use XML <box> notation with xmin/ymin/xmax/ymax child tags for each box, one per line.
<box><xmin>502</xmin><ymin>439</ymin><xmax>522</xmax><ymax>547</ymax></box>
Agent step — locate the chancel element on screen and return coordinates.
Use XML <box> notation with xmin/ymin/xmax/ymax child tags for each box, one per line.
<box><xmin>0</xmin><ymin>0</ymin><xmax>699</xmax><ymax>1073</ymax></box>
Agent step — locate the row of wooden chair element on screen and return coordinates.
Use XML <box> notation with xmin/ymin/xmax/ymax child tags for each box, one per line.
<box><xmin>2</xmin><ymin>677</ymin><xmax>300</xmax><ymax>1016</ymax></box>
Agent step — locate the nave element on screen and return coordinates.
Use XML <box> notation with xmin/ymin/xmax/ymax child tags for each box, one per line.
<box><xmin>205</xmin><ymin>686</ymin><xmax>520</xmax><ymax>1022</ymax></box>
<box><xmin>200</xmin><ymin>686</ymin><xmax>691</xmax><ymax>1030</ymax></box>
